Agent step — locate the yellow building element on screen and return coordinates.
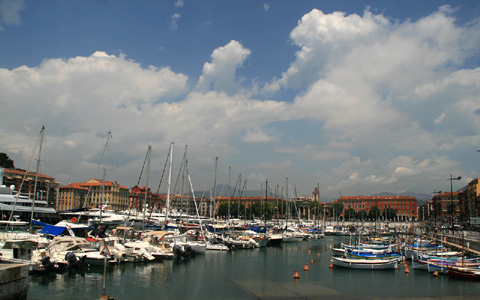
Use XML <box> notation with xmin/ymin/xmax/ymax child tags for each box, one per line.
<box><xmin>58</xmin><ymin>179</ymin><xmax>130</xmax><ymax>212</ymax></box>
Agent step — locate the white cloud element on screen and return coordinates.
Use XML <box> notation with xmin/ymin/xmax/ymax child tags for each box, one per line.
<box><xmin>171</xmin><ymin>13</ymin><xmax>181</xmax><ymax>29</ymax></box>
<box><xmin>196</xmin><ymin>40</ymin><xmax>251</xmax><ymax>95</ymax></box>
<box><xmin>0</xmin><ymin>0</ymin><xmax>25</xmax><ymax>30</ymax></box>
<box><xmin>1</xmin><ymin>5</ymin><xmax>479</xmax><ymax>199</ymax></box>
<box><xmin>175</xmin><ymin>0</ymin><xmax>184</xmax><ymax>8</ymax></box>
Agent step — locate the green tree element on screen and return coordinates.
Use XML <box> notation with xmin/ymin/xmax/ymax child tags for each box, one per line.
<box><xmin>250</xmin><ymin>201</ymin><xmax>273</xmax><ymax>219</ymax></box>
<box><xmin>383</xmin><ymin>208</ymin><xmax>397</xmax><ymax>220</ymax></box>
<box><xmin>330</xmin><ymin>202</ymin><xmax>344</xmax><ymax>220</ymax></box>
<box><xmin>217</xmin><ymin>201</ymin><xmax>245</xmax><ymax>218</ymax></box>
<box><xmin>356</xmin><ymin>210</ymin><xmax>368</xmax><ymax>221</ymax></box>
<box><xmin>0</xmin><ymin>153</ymin><xmax>14</xmax><ymax>169</ymax></box>
<box><xmin>368</xmin><ymin>205</ymin><xmax>381</xmax><ymax>220</ymax></box>
<box><xmin>344</xmin><ymin>208</ymin><xmax>356</xmax><ymax>221</ymax></box>
<box><xmin>310</xmin><ymin>201</ymin><xmax>324</xmax><ymax>216</ymax></box>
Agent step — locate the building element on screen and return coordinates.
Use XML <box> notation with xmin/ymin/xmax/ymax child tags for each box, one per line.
<box><xmin>129</xmin><ymin>185</ymin><xmax>165</xmax><ymax>213</ymax></box>
<box><xmin>1</xmin><ymin>168</ymin><xmax>59</xmax><ymax>210</ymax></box>
<box><xmin>57</xmin><ymin>179</ymin><xmax>130</xmax><ymax>212</ymax></box>
<box><xmin>57</xmin><ymin>183</ymin><xmax>89</xmax><ymax>211</ymax></box>
<box><xmin>465</xmin><ymin>178</ymin><xmax>480</xmax><ymax>220</ymax></box>
<box><xmin>337</xmin><ymin>195</ymin><xmax>417</xmax><ymax>221</ymax></box>
<box><xmin>430</xmin><ymin>192</ymin><xmax>461</xmax><ymax>224</ymax></box>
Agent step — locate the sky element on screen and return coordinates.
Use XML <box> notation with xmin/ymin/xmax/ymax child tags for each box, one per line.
<box><xmin>1</xmin><ymin>0</ymin><xmax>480</xmax><ymax>201</ymax></box>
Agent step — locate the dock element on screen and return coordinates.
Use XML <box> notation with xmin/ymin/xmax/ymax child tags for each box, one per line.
<box><xmin>0</xmin><ymin>261</ymin><xmax>30</xmax><ymax>300</ymax></box>
<box><xmin>425</xmin><ymin>231</ymin><xmax>480</xmax><ymax>257</ymax></box>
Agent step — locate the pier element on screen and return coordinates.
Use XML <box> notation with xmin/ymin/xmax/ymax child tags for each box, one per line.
<box><xmin>425</xmin><ymin>231</ymin><xmax>480</xmax><ymax>257</ymax></box>
<box><xmin>0</xmin><ymin>262</ymin><xmax>29</xmax><ymax>300</ymax></box>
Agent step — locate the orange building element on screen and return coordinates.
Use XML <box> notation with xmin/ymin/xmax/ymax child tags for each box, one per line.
<box><xmin>338</xmin><ymin>195</ymin><xmax>417</xmax><ymax>221</ymax></box>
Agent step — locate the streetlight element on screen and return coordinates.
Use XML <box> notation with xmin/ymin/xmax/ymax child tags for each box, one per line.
<box><xmin>448</xmin><ymin>174</ymin><xmax>462</xmax><ymax>231</ymax></box>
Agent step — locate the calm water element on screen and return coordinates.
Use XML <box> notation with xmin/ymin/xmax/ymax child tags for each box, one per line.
<box><xmin>28</xmin><ymin>236</ymin><xmax>480</xmax><ymax>300</ymax></box>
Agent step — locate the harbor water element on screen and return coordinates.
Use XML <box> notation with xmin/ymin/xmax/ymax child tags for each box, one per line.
<box><xmin>28</xmin><ymin>236</ymin><xmax>480</xmax><ymax>300</ymax></box>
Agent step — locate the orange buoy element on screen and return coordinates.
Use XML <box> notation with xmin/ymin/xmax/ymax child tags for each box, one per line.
<box><xmin>404</xmin><ymin>265</ymin><xmax>410</xmax><ymax>273</ymax></box>
<box><xmin>329</xmin><ymin>263</ymin><xmax>333</xmax><ymax>268</ymax></box>
<box><xmin>303</xmin><ymin>263</ymin><xmax>309</xmax><ymax>271</ymax></box>
<box><xmin>310</xmin><ymin>259</ymin><xmax>314</xmax><ymax>264</ymax></box>
<box><xmin>308</xmin><ymin>249</ymin><xmax>311</xmax><ymax>254</ymax></box>
<box><xmin>433</xmin><ymin>271</ymin><xmax>439</xmax><ymax>277</ymax></box>
<box><xmin>317</xmin><ymin>253</ymin><xmax>321</xmax><ymax>257</ymax></box>
<box><xmin>71</xmin><ymin>217</ymin><xmax>77</xmax><ymax>223</ymax></box>
<box><xmin>293</xmin><ymin>270</ymin><xmax>300</xmax><ymax>279</ymax></box>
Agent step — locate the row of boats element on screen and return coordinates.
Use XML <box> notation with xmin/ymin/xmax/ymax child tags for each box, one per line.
<box><xmin>330</xmin><ymin>235</ymin><xmax>480</xmax><ymax>279</ymax></box>
<box><xmin>0</xmin><ymin>217</ymin><xmax>325</xmax><ymax>274</ymax></box>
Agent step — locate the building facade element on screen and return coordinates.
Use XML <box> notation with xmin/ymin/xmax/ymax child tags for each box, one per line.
<box><xmin>337</xmin><ymin>195</ymin><xmax>418</xmax><ymax>221</ymax></box>
<box><xmin>465</xmin><ymin>178</ymin><xmax>480</xmax><ymax>220</ymax></box>
<box><xmin>57</xmin><ymin>179</ymin><xmax>130</xmax><ymax>212</ymax></box>
<box><xmin>431</xmin><ymin>192</ymin><xmax>460</xmax><ymax>224</ymax></box>
<box><xmin>2</xmin><ymin>168</ymin><xmax>59</xmax><ymax>210</ymax></box>
<box><xmin>57</xmin><ymin>183</ymin><xmax>89</xmax><ymax>211</ymax></box>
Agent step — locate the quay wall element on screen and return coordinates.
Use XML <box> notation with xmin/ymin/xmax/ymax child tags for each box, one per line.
<box><xmin>0</xmin><ymin>262</ymin><xmax>29</xmax><ymax>300</ymax></box>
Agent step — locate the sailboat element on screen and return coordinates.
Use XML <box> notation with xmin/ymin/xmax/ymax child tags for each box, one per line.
<box><xmin>0</xmin><ymin>126</ymin><xmax>56</xmax><ymax>226</ymax></box>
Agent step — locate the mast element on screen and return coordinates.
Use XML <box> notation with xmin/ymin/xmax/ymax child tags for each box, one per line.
<box><xmin>142</xmin><ymin>145</ymin><xmax>152</xmax><ymax>231</ymax></box>
<box><xmin>265</xmin><ymin>180</ymin><xmax>268</xmax><ymax>230</ymax></box>
<box><xmin>285</xmin><ymin>177</ymin><xmax>289</xmax><ymax>229</ymax></box>
<box><xmin>99</xmin><ymin>130</ymin><xmax>112</xmax><ymax>225</ymax></box>
<box><xmin>227</xmin><ymin>166</ymin><xmax>231</xmax><ymax>222</ymax></box>
<box><xmin>29</xmin><ymin>125</ymin><xmax>45</xmax><ymax>231</ymax></box>
<box><xmin>165</xmin><ymin>142</ymin><xmax>174</xmax><ymax>221</ymax></box>
<box><xmin>212</xmin><ymin>157</ymin><xmax>218</xmax><ymax>219</ymax></box>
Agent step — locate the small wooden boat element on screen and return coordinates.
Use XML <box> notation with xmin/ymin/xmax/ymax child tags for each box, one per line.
<box><xmin>447</xmin><ymin>266</ymin><xmax>480</xmax><ymax>280</ymax></box>
<box><xmin>331</xmin><ymin>256</ymin><xmax>398</xmax><ymax>270</ymax></box>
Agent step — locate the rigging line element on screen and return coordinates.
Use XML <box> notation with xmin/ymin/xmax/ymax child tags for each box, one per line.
<box><xmin>126</xmin><ymin>146</ymin><xmax>149</xmax><ymax>218</ymax></box>
<box><xmin>155</xmin><ymin>144</ymin><xmax>172</xmax><ymax>195</ymax></box>
<box><xmin>172</xmin><ymin>145</ymin><xmax>187</xmax><ymax>195</ymax></box>
<box><xmin>149</xmin><ymin>143</ymin><xmax>176</xmax><ymax>224</ymax></box>
<box><xmin>7</xmin><ymin>125</ymin><xmax>44</xmax><ymax>223</ymax></box>
<box><xmin>82</xmin><ymin>130</ymin><xmax>112</xmax><ymax>210</ymax></box>
<box><xmin>198</xmin><ymin>161</ymin><xmax>215</xmax><ymax>202</ymax></box>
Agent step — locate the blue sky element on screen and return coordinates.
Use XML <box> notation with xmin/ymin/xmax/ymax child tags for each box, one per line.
<box><xmin>1</xmin><ymin>0</ymin><xmax>479</xmax><ymax>200</ymax></box>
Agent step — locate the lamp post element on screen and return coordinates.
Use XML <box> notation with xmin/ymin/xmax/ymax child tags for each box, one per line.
<box><xmin>449</xmin><ymin>174</ymin><xmax>462</xmax><ymax>231</ymax></box>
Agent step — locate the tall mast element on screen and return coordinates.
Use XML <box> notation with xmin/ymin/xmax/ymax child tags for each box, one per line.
<box><xmin>29</xmin><ymin>125</ymin><xmax>45</xmax><ymax>231</ymax></box>
<box><xmin>142</xmin><ymin>145</ymin><xmax>152</xmax><ymax>231</ymax></box>
<box><xmin>212</xmin><ymin>157</ymin><xmax>218</xmax><ymax>219</ymax></box>
<box><xmin>227</xmin><ymin>166</ymin><xmax>231</xmax><ymax>222</ymax></box>
<box><xmin>165</xmin><ymin>142</ymin><xmax>174</xmax><ymax>221</ymax></box>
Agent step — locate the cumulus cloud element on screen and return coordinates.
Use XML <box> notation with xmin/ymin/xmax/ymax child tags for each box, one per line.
<box><xmin>0</xmin><ymin>0</ymin><xmax>25</xmax><ymax>30</ymax></box>
<box><xmin>175</xmin><ymin>0</ymin><xmax>184</xmax><ymax>8</ymax></box>
<box><xmin>171</xmin><ymin>13</ymin><xmax>181</xmax><ymax>29</ymax></box>
<box><xmin>196</xmin><ymin>40</ymin><xmax>251</xmax><ymax>95</ymax></box>
<box><xmin>1</xmin><ymin>5</ymin><xmax>479</xmax><ymax>198</ymax></box>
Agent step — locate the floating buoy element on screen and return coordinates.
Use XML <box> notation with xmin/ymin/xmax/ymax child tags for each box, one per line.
<box><xmin>433</xmin><ymin>271</ymin><xmax>439</xmax><ymax>277</ymax></box>
<box><xmin>293</xmin><ymin>270</ymin><xmax>300</xmax><ymax>279</ymax></box>
<box><xmin>404</xmin><ymin>265</ymin><xmax>410</xmax><ymax>273</ymax></box>
<box><xmin>308</xmin><ymin>249</ymin><xmax>311</xmax><ymax>254</ymax></box>
<box><xmin>329</xmin><ymin>263</ymin><xmax>333</xmax><ymax>268</ymax></box>
<box><xmin>310</xmin><ymin>259</ymin><xmax>314</xmax><ymax>264</ymax></box>
<box><xmin>317</xmin><ymin>253</ymin><xmax>321</xmax><ymax>257</ymax></box>
<box><xmin>303</xmin><ymin>263</ymin><xmax>309</xmax><ymax>271</ymax></box>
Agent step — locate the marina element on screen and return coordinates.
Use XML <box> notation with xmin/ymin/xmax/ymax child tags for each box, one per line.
<box><xmin>17</xmin><ymin>233</ymin><xmax>480</xmax><ymax>300</ymax></box>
